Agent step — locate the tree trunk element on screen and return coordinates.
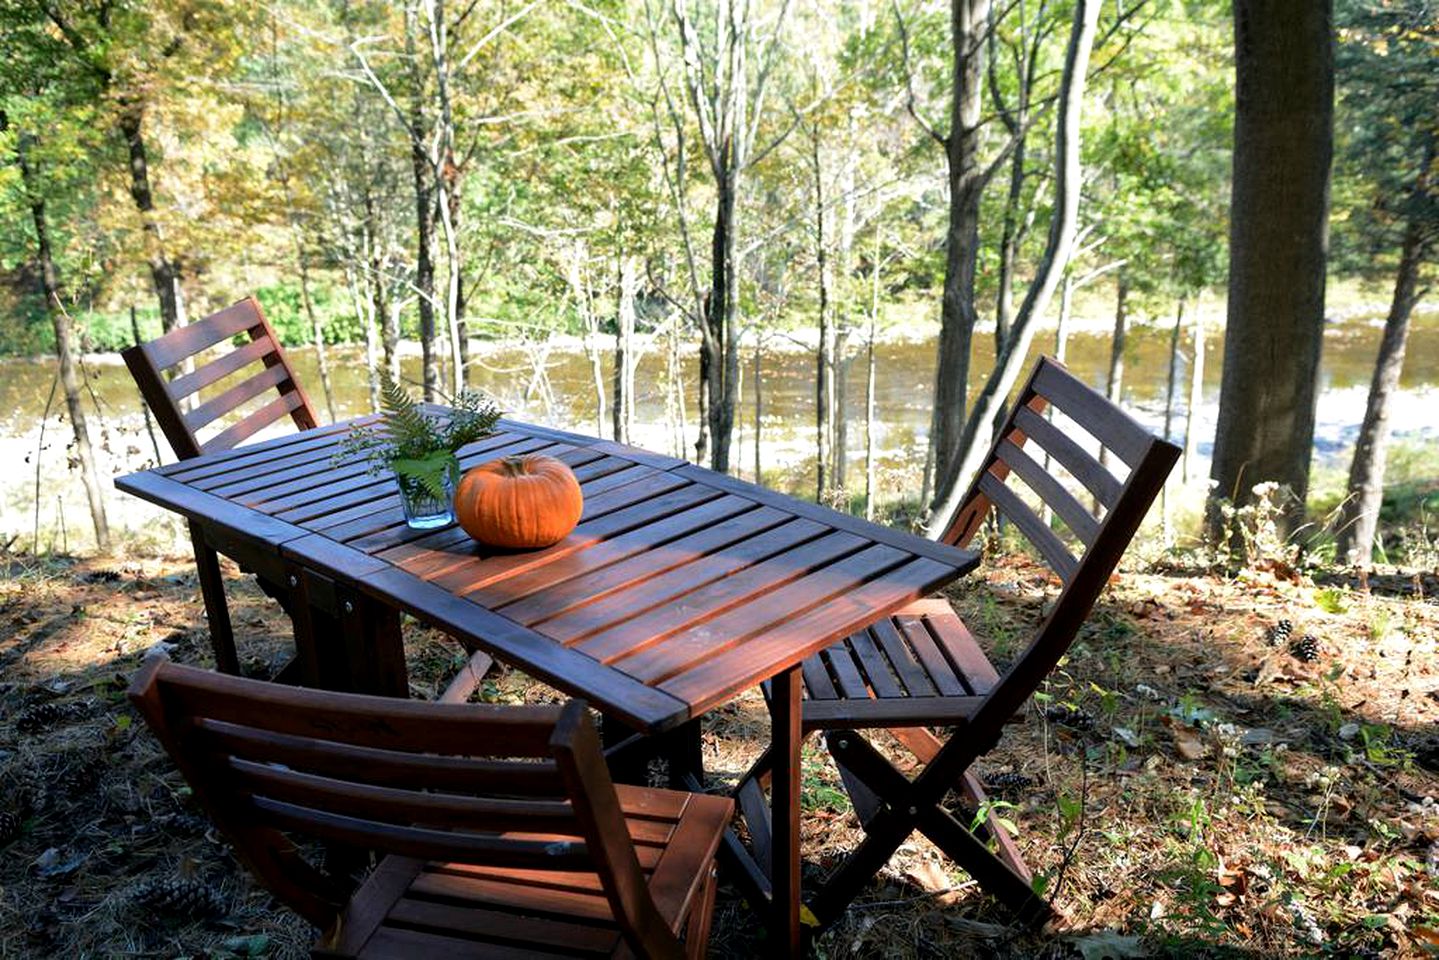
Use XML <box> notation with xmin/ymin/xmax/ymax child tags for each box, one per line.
<box><xmin>1183</xmin><ymin>299</ymin><xmax>1206</xmax><ymax>482</ymax></box>
<box><xmin>814</xmin><ymin>134</ymin><xmax>833</xmax><ymax>501</ymax></box>
<box><xmin>1160</xmin><ymin>298</ymin><xmax>1186</xmax><ymax>542</ymax></box>
<box><xmin>613</xmin><ymin>255</ymin><xmax>638</xmax><ymax>444</ymax></box>
<box><xmin>17</xmin><ymin>131</ymin><xmax>110</xmax><ymax>553</ymax></box>
<box><xmin>1054</xmin><ymin>271</ymin><xmax>1074</xmax><ymax>363</ymax></box>
<box><xmin>865</xmin><ymin>229</ymin><xmax>882</xmax><ymax>521</ymax></box>
<box><xmin>1207</xmin><ymin>0</ymin><xmax>1334</xmax><ymax>541</ymax></box>
<box><xmin>1105</xmin><ymin>273</ymin><xmax>1129</xmax><ymax>404</ymax></box>
<box><xmin>117</xmin><ymin>103</ymin><xmax>185</xmax><ymax>336</ymax></box>
<box><xmin>924</xmin><ymin>0</ymin><xmax>1101</xmax><ymax>539</ymax></box>
<box><xmin>753</xmin><ymin>334</ymin><xmax>764</xmax><ymax>484</ymax></box>
<box><xmin>294</xmin><ymin>230</ymin><xmax>336</xmax><ymax>423</ymax></box>
<box><xmin>405</xmin><ymin>5</ymin><xmax>439</xmax><ymax>400</ymax></box>
<box><xmin>1335</xmin><ymin>199</ymin><xmax>1430</xmax><ymax>565</ymax></box>
<box><xmin>927</xmin><ymin>0</ymin><xmax>993</xmax><ymax>509</ymax></box>
<box><xmin>130</xmin><ymin>305</ymin><xmax>164</xmax><ymax>464</ymax></box>
<box><xmin>705</xmin><ymin>172</ymin><xmax>740</xmax><ymax>473</ymax></box>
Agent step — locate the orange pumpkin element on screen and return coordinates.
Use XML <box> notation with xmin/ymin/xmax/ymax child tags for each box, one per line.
<box><xmin>454</xmin><ymin>454</ymin><xmax>584</xmax><ymax>549</ymax></box>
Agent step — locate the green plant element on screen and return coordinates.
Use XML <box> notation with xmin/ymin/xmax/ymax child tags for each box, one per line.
<box><xmin>337</xmin><ymin>369</ymin><xmax>501</xmax><ymax>500</ymax></box>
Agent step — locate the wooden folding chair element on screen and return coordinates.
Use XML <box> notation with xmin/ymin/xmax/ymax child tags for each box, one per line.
<box><xmin>129</xmin><ymin>657</ymin><xmax>732</xmax><ymax>959</ymax></box>
<box><xmin>737</xmin><ymin>356</ymin><xmax>1180</xmax><ymax>928</ymax></box>
<box><xmin>123</xmin><ymin>297</ymin><xmax>318</xmax><ymax>675</ymax></box>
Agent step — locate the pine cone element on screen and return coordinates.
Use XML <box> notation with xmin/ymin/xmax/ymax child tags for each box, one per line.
<box><xmin>1264</xmin><ymin>619</ymin><xmax>1294</xmax><ymax>647</ymax></box>
<box><xmin>13</xmin><ymin>701</ymin><xmax>87</xmax><ymax>734</ymax></box>
<box><xmin>132</xmin><ymin>877</ymin><xmax>227</xmax><ymax>921</ymax></box>
<box><xmin>0</xmin><ymin>811</ymin><xmax>21</xmax><ymax>846</ymax></box>
<box><xmin>1044</xmin><ymin>704</ymin><xmax>1095</xmax><ymax>731</ymax></box>
<box><xmin>1290</xmin><ymin>634</ymin><xmax>1320</xmax><ymax>663</ymax></box>
<box><xmin>983</xmin><ymin>771</ymin><xmax>1034</xmax><ymax>796</ymax></box>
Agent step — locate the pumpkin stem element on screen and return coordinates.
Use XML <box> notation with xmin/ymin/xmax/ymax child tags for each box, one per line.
<box><xmin>500</xmin><ymin>456</ymin><xmax>530</xmax><ymax>477</ymax></box>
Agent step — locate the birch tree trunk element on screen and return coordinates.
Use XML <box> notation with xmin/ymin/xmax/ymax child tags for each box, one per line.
<box><xmin>924</xmin><ymin>0</ymin><xmax>1101</xmax><ymax>539</ymax></box>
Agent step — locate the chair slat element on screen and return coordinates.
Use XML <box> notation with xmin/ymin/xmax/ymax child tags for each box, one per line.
<box><xmin>185</xmin><ymin>363</ymin><xmax>293</xmax><ymax>431</ymax></box>
<box><xmin>845</xmin><ymin>628</ymin><xmax>904</xmax><ymax>698</ymax></box>
<box><xmin>922</xmin><ymin>612</ymin><xmax>1000</xmax><ymax>696</ymax></box>
<box><xmin>1032</xmin><ymin>360</ymin><xmax>1151</xmax><ymax>467</ymax></box>
<box><xmin>167</xmin><ymin>337</ymin><xmax>276</xmax><ymax>400</ymax></box>
<box><xmin>384</xmin><ymin>899</ymin><xmax>623</xmax><ymax>956</ymax></box>
<box><xmin>870</xmin><ymin>618</ymin><xmax>936</xmax><ymax>697</ymax></box>
<box><xmin>894</xmin><ymin>616</ymin><xmax>967</xmax><ymax>697</ymax></box>
<box><xmin>800</xmin><ymin>654</ymin><xmax>838</xmax><ymax>700</ymax></box>
<box><xmin>1012</xmin><ymin>406</ymin><xmax>1123</xmax><ymax>508</ymax></box>
<box><xmin>977</xmin><ymin>472</ymin><xmax>1078</xmax><ymax>582</ymax></box>
<box><xmin>196</xmin><ymin>719</ymin><xmax>565</xmax><ymax>795</ymax></box>
<box><xmin>144</xmin><ymin>300</ymin><xmax>266</xmax><ymax>370</ymax></box>
<box><xmin>156</xmin><ymin>668</ymin><xmax>561</xmax><ymax>756</ymax></box>
<box><xmin>996</xmin><ymin>439</ymin><xmax>1099</xmax><ymax>546</ymax></box>
<box><xmin>823</xmin><ymin>643</ymin><xmax>871</xmax><ymax>700</ymax></box>
<box><xmin>228</xmin><ymin>757</ymin><xmax>580</xmax><ymax>834</ymax></box>
<box><xmin>201</xmin><ymin>391</ymin><xmax>306</xmax><ymax>453</ymax></box>
<box><xmin>252</xmin><ymin>796</ymin><xmax>594</xmax><ymax>869</ymax></box>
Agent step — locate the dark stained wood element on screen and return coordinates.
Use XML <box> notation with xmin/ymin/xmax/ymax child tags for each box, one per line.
<box><xmin>769</xmin><ymin>668</ymin><xmax>803</xmax><ymax>958</ymax></box>
<box><xmin>575</xmin><ymin>530</ymin><xmax>868</xmax><ymax>666</ymax></box>
<box><xmin>115</xmin><ymin>409</ymin><xmax>984</xmax><ymax>957</ymax></box>
<box><xmin>733</xmin><ymin>356</ymin><xmax>1181</xmax><ymax>931</ymax></box>
<box><xmin>119</xmin><ymin>298</ymin><xmax>320</xmax><ymax>676</ymax></box>
<box><xmin>128</xmin><ymin>660</ymin><xmax>730</xmax><ymax>959</ymax></box>
<box><xmin>543</xmin><ymin>517</ymin><xmax>830</xmax><ymax>648</ymax></box>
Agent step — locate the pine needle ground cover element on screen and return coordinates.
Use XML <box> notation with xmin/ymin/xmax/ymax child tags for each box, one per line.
<box><xmin>0</xmin><ymin>547</ymin><xmax>1435</xmax><ymax>958</ymax></box>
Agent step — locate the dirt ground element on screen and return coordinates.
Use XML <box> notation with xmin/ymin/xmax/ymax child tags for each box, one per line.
<box><xmin>1</xmin><ymin>544</ymin><xmax>1436</xmax><ymax>958</ymax></box>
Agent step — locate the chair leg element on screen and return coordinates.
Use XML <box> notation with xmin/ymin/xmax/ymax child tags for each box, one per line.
<box><xmin>664</xmin><ymin>719</ymin><xmax>706</xmax><ymax>789</ymax></box>
<box><xmin>684</xmin><ymin>866</ymin><xmax>719</xmax><ymax>960</ymax></box>
<box><xmin>817</xmin><ymin>731</ymin><xmax>1054</xmax><ymax>928</ymax></box>
<box><xmin>189</xmin><ymin>521</ymin><xmax>239</xmax><ymax>675</ymax></box>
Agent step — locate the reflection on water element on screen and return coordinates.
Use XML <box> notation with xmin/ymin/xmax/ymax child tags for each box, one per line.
<box><xmin>1</xmin><ymin>309</ymin><xmax>1435</xmax><ymax>549</ymax></box>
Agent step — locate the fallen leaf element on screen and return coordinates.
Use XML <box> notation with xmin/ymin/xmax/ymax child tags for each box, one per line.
<box><xmin>903</xmin><ymin>859</ymin><xmax>952</xmax><ymax>894</ymax></box>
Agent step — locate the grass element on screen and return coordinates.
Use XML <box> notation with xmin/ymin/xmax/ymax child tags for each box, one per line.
<box><xmin>1</xmin><ymin>539</ymin><xmax>1436</xmax><ymax>958</ymax></box>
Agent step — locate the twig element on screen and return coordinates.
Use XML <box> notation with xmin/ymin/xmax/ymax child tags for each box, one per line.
<box><xmin>33</xmin><ymin>370</ymin><xmax>59</xmax><ymax>555</ymax></box>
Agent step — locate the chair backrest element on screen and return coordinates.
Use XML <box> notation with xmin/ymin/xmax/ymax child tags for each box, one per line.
<box><xmin>128</xmin><ymin>658</ymin><xmax>681</xmax><ymax>956</ymax></box>
<box><xmin>122</xmin><ymin>297</ymin><xmax>317</xmax><ymax>460</ymax></box>
<box><xmin>938</xmin><ymin>356</ymin><xmax>1180</xmax><ymax>730</ymax></box>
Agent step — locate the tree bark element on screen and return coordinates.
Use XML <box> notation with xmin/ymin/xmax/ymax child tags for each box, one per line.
<box><xmin>1336</xmin><ymin>194</ymin><xmax>1431</xmax><ymax>565</ymax></box>
<box><xmin>1183</xmin><ymin>300</ymin><xmax>1206</xmax><ymax>482</ymax></box>
<box><xmin>924</xmin><ymin>0</ymin><xmax>1101</xmax><ymax>539</ymax></box>
<box><xmin>1105</xmin><ymin>273</ymin><xmax>1129</xmax><ymax>404</ymax></box>
<box><xmin>1207</xmin><ymin>0</ymin><xmax>1334</xmax><ymax>541</ymax></box>
<box><xmin>613</xmin><ymin>255</ymin><xmax>638</xmax><ymax>444</ymax></box>
<box><xmin>16</xmin><ymin>128</ymin><xmax>111</xmax><ymax>553</ymax></box>
<box><xmin>405</xmin><ymin>4</ymin><xmax>440</xmax><ymax>400</ymax></box>
<box><xmin>117</xmin><ymin>103</ymin><xmax>185</xmax><ymax>336</ymax></box>
<box><xmin>814</xmin><ymin>133</ymin><xmax>833</xmax><ymax>501</ymax></box>
<box><xmin>928</xmin><ymin>0</ymin><xmax>993</xmax><ymax>507</ymax></box>
<box><xmin>704</xmin><ymin>172</ymin><xmax>740</xmax><ymax>472</ymax></box>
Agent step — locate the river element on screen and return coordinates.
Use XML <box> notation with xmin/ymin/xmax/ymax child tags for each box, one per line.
<box><xmin>2</xmin><ymin>308</ymin><xmax>1435</xmax><ymax>554</ymax></box>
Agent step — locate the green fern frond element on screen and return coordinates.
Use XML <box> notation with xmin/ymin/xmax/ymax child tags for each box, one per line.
<box><xmin>330</xmin><ymin>368</ymin><xmax>502</xmax><ymax>481</ymax></box>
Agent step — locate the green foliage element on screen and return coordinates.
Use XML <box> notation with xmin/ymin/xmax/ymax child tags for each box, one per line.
<box><xmin>337</xmin><ymin>369</ymin><xmax>502</xmax><ymax>500</ymax></box>
<box><xmin>252</xmin><ymin>283</ymin><xmax>361</xmax><ymax>348</ymax></box>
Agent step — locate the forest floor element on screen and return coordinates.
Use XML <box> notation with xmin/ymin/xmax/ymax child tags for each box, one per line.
<box><xmin>0</xmin><ymin>544</ymin><xmax>1436</xmax><ymax>959</ymax></box>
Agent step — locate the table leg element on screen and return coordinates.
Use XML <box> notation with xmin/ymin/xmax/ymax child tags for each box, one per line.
<box><xmin>769</xmin><ymin>665</ymin><xmax>803</xmax><ymax>958</ymax></box>
<box><xmin>188</xmin><ymin>521</ymin><xmax>239</xmax><ymax>676</ymax></box>
<box><xmin>338</xmin><ymin>585</ymin><xmax>407</xmax><ymax>698</ymax></box>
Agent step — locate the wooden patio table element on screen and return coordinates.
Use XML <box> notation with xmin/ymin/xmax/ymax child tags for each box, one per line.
<box><xmin>115</xmin><ymin>414</ymin><xmax>979</xmax><ymax>956</ymax></box>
